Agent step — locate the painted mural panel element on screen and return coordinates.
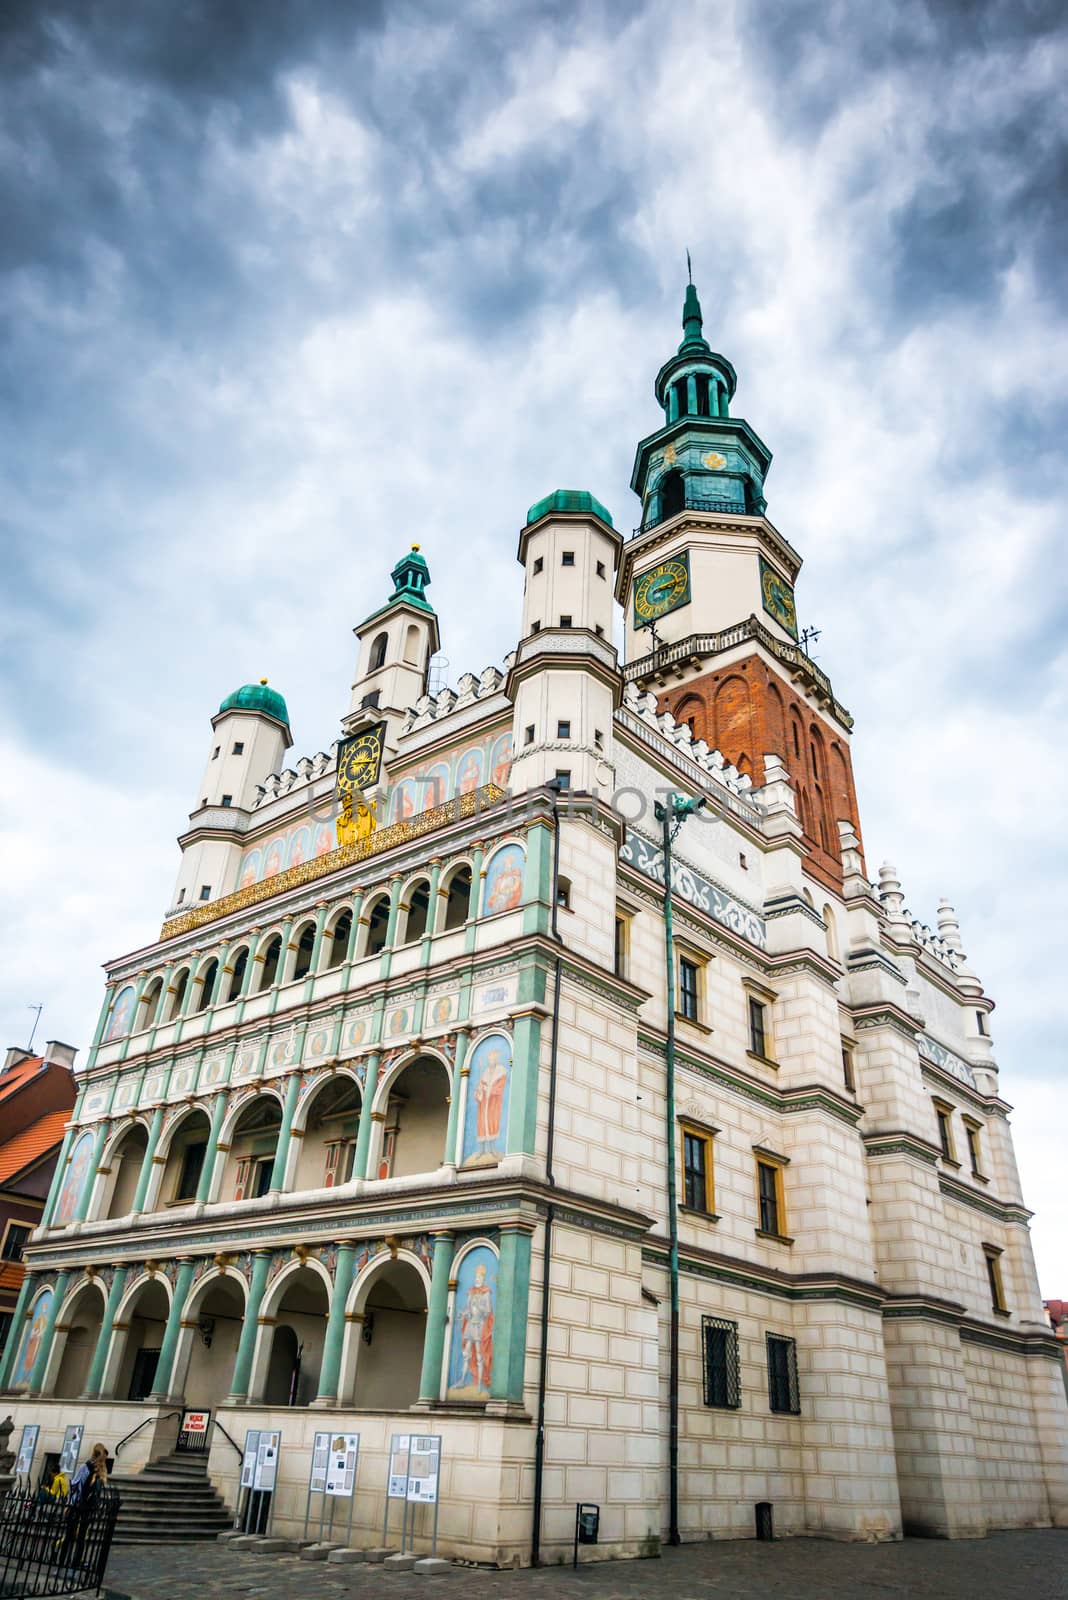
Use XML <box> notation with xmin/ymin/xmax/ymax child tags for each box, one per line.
<box><xmin>53</xmin><ymin>1132</ymin><xmax>94</xmax><ymax>1226</ymax></box>
<box><xmin>446</xmin><ymin>1245</ymin><xmax>496</xmax><ymax>1401</ymax></box>
<box><xmin>426</xmin><ymin>992</ymin><xmax>458</xmax><ymax>1029</ymax></box>
<box><xmin>104</xmin><ymin>985</ymin><xmax>136</xmax><ymax>1042</ymax></box>
<box><xmin>11</xmin><ymin>1288</ymin><xmax>53</xmax><ymax>1388</ymax></box>
<box><xmin>482</xmin><ymin>843</ymin><xmax>525</xmax><ymax>916</ymax></box>
<box><xmin>461</xmin><ymin>1033</ymin><xmax>511</xmax><ymax>1167</ymax></box>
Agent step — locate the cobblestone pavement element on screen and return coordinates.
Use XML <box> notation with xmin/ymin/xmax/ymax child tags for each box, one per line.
<box><xmin>104</xmin><ymin>1530</ymin><xmax>1068</xmax><ymax>1600</ymax></box>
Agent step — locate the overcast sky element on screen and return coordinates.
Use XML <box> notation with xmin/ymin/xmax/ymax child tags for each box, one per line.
<box><xmin>1</xmin><ymin>0</ymin><xmax>1065</xmax><ymax>1292</ymax></box>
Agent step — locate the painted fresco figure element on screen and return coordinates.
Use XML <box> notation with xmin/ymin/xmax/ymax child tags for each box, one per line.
<box><xmin>473</xmin><ymin>1047</ymin><xmax>507</xmax><ymax>1153</ymax></box>
<box><xmin>460</xmin><ymin>1263</ymin><xmax>494</xmax><ymax>1393</ymax></box>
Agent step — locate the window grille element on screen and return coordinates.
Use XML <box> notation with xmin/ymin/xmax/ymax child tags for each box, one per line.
<box><xmin>702</xmin><ymin>1316</ymin><xmax>740</xmax><ymax>1408</ymax></box>
<box><xmin>766</xmin><ymin>1333</ymin><xmax>800</xmax><ymax>1413</ymax></box>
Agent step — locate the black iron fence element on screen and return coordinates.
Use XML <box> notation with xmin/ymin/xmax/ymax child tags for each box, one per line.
<box><xmin>0</xmin><ymin>1483</ymin><xmax>120</xmax><ymax>1598</ymax></box>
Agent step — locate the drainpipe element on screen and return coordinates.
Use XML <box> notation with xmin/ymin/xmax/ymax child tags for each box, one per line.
<box><xmin>655</xmin><ymin>793</ymin><xmax>706</xmax><ymax>1550</ymax></box>
<box><xmin>531</xmin><ymin>779</ymin><xmax>566</xmax><ymax>1566</ymax></box>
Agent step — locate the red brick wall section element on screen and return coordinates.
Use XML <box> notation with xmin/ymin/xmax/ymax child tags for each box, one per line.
<box><xmin>660</xmin><ymin>653</ymin><xmax>865</xmax><ymax>893</ymax></box>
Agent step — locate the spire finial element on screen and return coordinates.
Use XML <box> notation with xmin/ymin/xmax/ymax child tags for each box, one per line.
<box><xmin>686</xmin><ymin>248</ymin><xmax>693</xmax><ymax>286</ymax></box>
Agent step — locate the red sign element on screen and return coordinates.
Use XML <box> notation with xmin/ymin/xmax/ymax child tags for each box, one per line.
<box><xmin>181</xmin><ymin>1410</ymin><xmax>210</xmax><ymax>1434</ymax></box>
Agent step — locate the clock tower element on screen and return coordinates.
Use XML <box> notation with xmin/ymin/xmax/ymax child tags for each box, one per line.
<box><xmin>618</xmin><ymin>283</ymin><xmax>864</xmax><ymax>891</ymax></box>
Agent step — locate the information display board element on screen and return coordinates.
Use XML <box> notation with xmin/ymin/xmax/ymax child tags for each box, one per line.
<box><xmin>240</xmin><ymin>1430</ymin><xmax>261</xmax><ymax>1490</ymax></box>
<box><xmin>387</xmin><ymin>1435</ymin><xmax>411</xmax><ymax>1499</ymax></box>
<box><xmin>325</xmin><ymin>1433</ymin><xmax>360</xmax><ymax>1497</ymax></box>
<box><xmin>15</xmin><ymin>1424</ymin><xmax>39</xmax><ymax>1477</ymax></box>
<box><xmin>253</xmin><ymin>1430</ymin><xmax>281</xmax><ymax>1491</ymax></box>
<box><xmin>59</xmin><ymin>1425</ymin><xmax>83</xmax><ymax>1476</ymax></box>
<box><xmin>384</xmin><ymin>1433</ymin><xmax>443</xmax><ymax>1555</ymax></box>
<box><xmin>310</xmin><ymin>1431</ymin><xmax>330</xmax><ymax>1494</ymax></box>
<box><xmin>406</xmin><ymin>1436</ymin><xmax>441</xmax><ymax>1504</ymax></box>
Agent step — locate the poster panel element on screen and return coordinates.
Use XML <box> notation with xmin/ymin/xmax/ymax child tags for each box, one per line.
<box><xmin>254</xmin><ymin>1430</ymin><xmax>281</xmax><ymax>1491</ymax></box>
<box><xmin>325</xmin><ymin>1433</ymin><xmax>360</xmax><ymax>1497</ymax></box>
<box><xmin>15</xmin><ymin>1424</ymin><xmax>39</xmax><ymax>1476</ymax></box>
<box><xmin>310</xmin><ymin>1430</ymin><xmax>330</xmax><ymax>1494</ymax></box>
<box><xmin>59</xmin><ymin>1425</ymin><xmax>83</xmax><ymax>1476</ymax></box>
<box><xmin>406</xmin><ymin>1435</ymin><xmax>441</xmax><ymax>1504</ymax></box>
<box><xmin>387</xmin><ymin>1434</ymin><xmax>410</xmax><ymax>1499</ymax></box>
<box><xmin>240</xmin><ymin>1430</ymin><xmax>261</xmax><ymax>1490</ymax></box>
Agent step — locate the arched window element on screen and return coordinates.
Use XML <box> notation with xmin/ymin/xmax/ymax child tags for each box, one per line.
<box><xmin>227</xmin><ymin>948</ymin><xmax>249</xmax><ymax>1002</ymax></box>
<box><xmin>168</xmin><ymin>969</ymin><xmax>189</xmax><ymax>1021</ymax></box>
<box><xmin>137</xmin><ymin>978</ymin><xmax>163</xmax><ymax>1032</ymax></box>
<box><xmin>402</xmin><ymin>880</ymin><xmax>431</xmax><ymax>944</ymax></box>
<box><xmin>404</xmin><ymin>625</ymin><xmax>421</xmax><ymax>665</ymax></box>
<box><xmin>366</xmin><ymin>896</ymin><xmax>391</xmax><ymax>957</ymax></box>
<box><xmin>661</xmin><ymin>469</ymin><xmax>685</xmax><ymax>520</ymax></box>
<box><xmin>823</xmin><ymin>905</ymin><xmax>840</xmax><ymax>962</ymax></box>
<box><xmin>695</xmin><ymin>373</ymin><xmax>710</xmax><ymax>416</ymax></box>
<box><xmin>442</xmin><ymin>866</ymin><xmax>472</xmax><ymax>931</ymax></box>
<box><xmin>194</xmin><ymin>959</ymin><xmax>218</xmax><ymax>1013</ymax></box>
<box><xmin>326</xmin><ymin>911</ymin><xmax>351</xmax><ymax>969</ymax></box>
<box><xmin>292</xmin><ymin>922</ymin><xmax>316</xmax><ymax>980</ymax></box>
<box><xmin>557</xmin><ymin>876</ymin><xmax>572</xmax><ymax>912</ymax></box>
<box><xmin>369</xmin><ymin>632</ymin><xmax>389</xmax><ymax>671</ymax></box>
<box><xmin>674</xmin><ymin>378</ymin><xmax>689</xmax><ymax>417</ymax></box>
<box><xmin>258</xmin><ymin>936</ymin><xmax>282</xmax><ymax>992</ymax></box>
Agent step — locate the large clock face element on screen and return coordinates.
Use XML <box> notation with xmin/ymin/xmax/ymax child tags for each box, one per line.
<box><xmin>759</xmin><ymin>556</ymin><xmax>798</xmax><ymax>641</ymax></box>
<box><xmin>634</xmin><ymin>552</ymin><xmax>691</xmax><ymax>626</ymax></box>
<box><xmin>336</xmin><ymin>722</ymin><xmax>386</xmax><ymax>797</ymax></box>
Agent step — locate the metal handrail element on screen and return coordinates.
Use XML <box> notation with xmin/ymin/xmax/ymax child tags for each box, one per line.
<box><xmin>213</xmin><ymin>1420</ymin><xmax>243</xmax><ymax>1461</ymax></box>
<box><xmin>113</xmin><ymin>1410</ymin><xmax>180</xmax><ymax>1456</ymax></box>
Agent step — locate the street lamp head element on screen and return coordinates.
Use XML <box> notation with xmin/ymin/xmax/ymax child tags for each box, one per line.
<box><xmin>672</xmin><ymin>794</ymin><xmax>708</xmax><ymax>817</ymax></box>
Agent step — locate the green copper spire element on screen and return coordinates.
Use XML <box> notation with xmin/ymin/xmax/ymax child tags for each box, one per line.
<box><xmin>387</xmin><ymin>544</ymin><xmax>435</xmax><ymax>613</ymax></box>
<box><xmin>679</xmin><ymin>281</ymin><xmax>710</xmax><ymax>356</ymax></box>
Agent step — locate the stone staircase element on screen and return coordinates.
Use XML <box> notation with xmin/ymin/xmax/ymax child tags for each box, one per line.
<box><xmin>111</xmin><ymin>1453</ymin><xmax>234</xmax><ymax>1544</ymax></box>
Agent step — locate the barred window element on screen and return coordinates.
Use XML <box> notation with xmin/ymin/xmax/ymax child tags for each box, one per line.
<box><xmin>702</xmin><ymin>1316</ymin><xmax>740</xmax><ymax>1409</ymax></box>
<box><xmin>766</xmin><ymin>1333</ymin><xmax>800</xmax><ymax>1414</ymax></box>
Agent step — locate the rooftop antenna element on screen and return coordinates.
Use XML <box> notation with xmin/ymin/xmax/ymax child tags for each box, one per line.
<box><xmin>26</xmin><ymin>1004</ymin><xmax>43</xmax><ymax>1053</ymax></box>
<box><xmin>800</xmin><ymin>625</ymin><xmax>822</xmax><ymax>658</ymax></box>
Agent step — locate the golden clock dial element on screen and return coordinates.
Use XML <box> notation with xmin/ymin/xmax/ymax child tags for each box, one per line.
<box><xmin>336</xmin><ymin>722</ymin><xmax>386</xmax><ymax>795</ymax></box>
<box><xmin>758</xmin><ymin>557</ymin><xmax>798</xmax><ymax>640</ymax></box>
<box><xmin>633</xmin><ymin>553</ymin><xmax>692</xmax><ymax>625</ymax></box>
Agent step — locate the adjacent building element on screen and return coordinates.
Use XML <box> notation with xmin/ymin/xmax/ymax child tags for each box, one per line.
<box><xmin>3</xmin><ymin>286</ymin><xmax>1066</xmax><ymax>1561</ymax></box>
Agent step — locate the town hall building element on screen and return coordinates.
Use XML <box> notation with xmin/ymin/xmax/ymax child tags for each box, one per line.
<box><xmin>3</xmin><ymin>286</ymin><xmax>1066</xmax><ymax>1562</ymax></box>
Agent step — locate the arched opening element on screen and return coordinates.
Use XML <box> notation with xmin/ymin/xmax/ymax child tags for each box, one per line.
<box><xmin>261</xmin><ymin>1267</ymin><xmax>330</xmax><ymax>1406</ymax></box>
<box><xmin>226</xmin><ymin>947</ymin><xmax>249</xmax><ymax>1002</ymax></box>
<box><xmin>155</xmin><ymin>1109</ymin><xmax>212</xmax><ymax>1211</ymax></box>
<box><xmin>375</xmin><ymin>1056</ymin><xmax>450</xmax><ymax>1181</ymax></box>
<box><xmin>292</xmin><ymin>921</ymin><xmax>316</xmax><ymax>981</ymax></box>
<box><xmin>136</xmin><ymin>978</ymin><xmax>163</xmax><ymax>1033</ymax></box>
<box><xmin>105</xmin><ymin>1124</ymin><xmax>148</xmax><ymax>1220</ymax></box>
<box><xmin>114</xmin><ymin>1276</ymin><xmax>170</xmax><ymax>1402</ymax></box>
<box><xmin>369</xmin><ymin>631</ymin><xmax>389</xmax><ymax>671</ymax></box>
<box><xmin>442</xmin><ymin>866</ymin><xmax>472</xmax><ymax>931</ymax></box>
<box><xmin>193</xmin><ymin>958</ymin><xmax>218</xmax><ymax>1013</ymax></box>
<box><xmin>403</xmin><ymin>624</ymin><xmax>422</xmax><ymax>665</ymax></box>
<box><xmin>823</xmin><ymin>905</ymin><xmax>840</xmax><ymax>963</ymax></box>
<box><xmin>227</xmin><ymin>1096</ymin><xmax>283</xmax><ymax>1201</ymax></box>
<box><xmin>175</xmin><ymin>1273</ymin><xmax>246</xmax><ymax>1414</ymax></box>
<box><xmin>294</xmin><ymin>1076</ymin><xmax>361</xmax><ymax>1191</ymax></box>
<box><xmin>325</xmin><ymin>911</ymin><xmax>351</xmax><ymax>969</ymax></box>
<box><xmin>401</xmin><ymin>879</ymin><xmax>431</xmax><ymax>944</ymax></box>
<box><xmin>695</xmin><ymin>373</ymin><xmax>710</xmax><ymax>416</ymax></box>
<box><xmin>365</xmin><ymin>896</ymin><xmax>391</xmax><ymax>958</ymax></box>
<box><xmin>52</xmin><ymin>1284</ymin><xmax>105</xmax><ymax>1400</ymax></box>
<box><xmin>166</xmin><ymin>969</ymin><xmax>190</xmax><ymax>1022</ymax></box>
<box><xmin>673</xmin><ymin>378</ymin><xmax>688</xmax><ymax>418</ymax></box>
<box><xmin>257</xmin><ymin>935</ymin><xmax>282</xmax><ymax>993</ymax></box>
<box><xmin>660</xmin><ymin>469</ymin><xmax>685</xmax><ymax>520</ymax></box>
<box><xmin>350</xmin><ymin>1259</ymin><xmax>428</xmax><ymax>1410</ymax></box>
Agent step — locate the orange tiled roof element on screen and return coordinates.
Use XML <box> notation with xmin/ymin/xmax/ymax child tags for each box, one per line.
<box><xmin>0</xmin><ymin>1108</ymin><xmax>70</xmax><ymax>1187</ymax></box>
<box><xmin>0</xmin><ymin>1260</ymin><xmax>25</xmax><ymax>1292</ymax></box>
<box><xmin>0</xmin><ymin>1055</ymin><xmax>44</xmax><ymax>1103</ymax></box>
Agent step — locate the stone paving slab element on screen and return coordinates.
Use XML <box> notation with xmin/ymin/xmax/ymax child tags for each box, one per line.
<box><xmin>104</xmin><ymin>1529</ymin><xmax>1068</xmax><ymax>1600</ymax></box>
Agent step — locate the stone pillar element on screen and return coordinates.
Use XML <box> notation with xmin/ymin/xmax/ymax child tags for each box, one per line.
<box><xmin>422</xmin><ymin>860</ymin><xmax>442</xmax><ymax>955</ymax></box>
<box><xmin>83</xmin><ymin>1266</ymin><xmax>129</xmax><ymax>1398</ymax></box>
<box><xmin>417</xmin><ymin>1231</ymin><xmax>456</xmax><ymax>1403</ymax></box>
<box><xmin>308</xmin><ymin>901</ymin><xmax>330</xmax><ymax>981</ymax></box>
<box><xmin>28</xmin><ymin>1271</ymin><xmax>71</xmax><ymax>1394</ymax></box>
<box><xmin>488</xmin><ymin>1224</ymin><xmax>533</xmax><ymax>1408</ymax></box>
<box><xmin>344</xmin><ymin>894</ymin><xmax>363</xmax><ymax>966</ymax></box>
<box><xmin>268</xmin><ymin>918</ymin><xmax>294</xmax><ymax>1015</ymax></box>
<box><xmin>466</xmin><ymin>842</ymin><xmax>486</xmax><ymax>954</ymax></box>
<box><xmin>0</xmin><ymin>1274</ymin><xmax>35</xmax><ymax>1388</ymax></box>
<box><xmin>40</xmin><ymin>1127</ymin><xmax>77</xmax><ymax>1230</ymax></box>
<box><xmin>76</xmin><ymin>1121</ymin><xmax>112</xmax><ymax>1224</ymax></box>
<box><xmin>353</xmin><ymin>1053</ymin><xmax>381</xmax><ymax>1179</ymax></box>
<box><xmin>685</xmin><ymin>373</ymin><xmax>697</xmax><ymax>415</ymax></box>
<box><xmin>269</xmin><ymin>1073</ymin><xmax>301</xmax><ymax>1192</ymax></box>
<box><xmin>521</xmin><ymin>822</ymin><xmax>553</xmax><ymax>937</ymax></box>
<box><xmin>85</xmin><ymin>982</ymin><xmax>117</xmax><ymax>1071</ymax></box>
<box><xmin>315</xmin><ymin>1241</ymin><xmax>357</xmax><ymax>1404</ymax></box>
<box><xmin>204</xmin><ymin>940</ymin><xmax>230</xmax><ymax>1026</ymax></box>
<box><xmin>506</xmin><ymin>1012</ymin><xmax>543</xmax><ymax>1157</ymax></box>
<box><xmin>228</xmin><ymin>1251</ymin><xmax>272</xmax><ymax>1403</ymax></box>
<box><xmin>148</xmin><ymin>1260</ymin><xmax>196</xmax><ymax>1401</ymax></box>
<box><xmin>195</xmin><ymin>1092</ymin><xmax>229</xmax><ymax>1204</ymax></box>
<box><xmin>240</xmin><ymin>935</ymin><xmax>260</xmax><ymax>998</ymax></box>
<box><xmin>132</xmin><ymin>1105</ymin><xmax>165</xmax><ymax>1215</ymax></box>
<box><xmin>443</xmin><ymin>1033</ymin><xmax>470</xmax><ymax>1169</ymax></box>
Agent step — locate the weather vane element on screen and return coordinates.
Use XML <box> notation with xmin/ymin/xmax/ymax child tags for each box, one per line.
<box><xmin>800</xmin><ymin>625</ymin><xmax>822</xmax><ymax>658</ymax></box>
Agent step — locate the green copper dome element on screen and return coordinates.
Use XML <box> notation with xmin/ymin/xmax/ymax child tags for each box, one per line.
<box><xmin>218</xmin><ymin>679</ymin><xmax>290</xmax><ymax>726</ymax></box>
<box><xmin>525</xmin><ymin>489</ymin><xmax>614</xmax><ymax>528</ymax></box>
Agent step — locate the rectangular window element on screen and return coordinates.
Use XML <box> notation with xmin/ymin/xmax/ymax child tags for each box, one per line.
<box><xmin>748</xmin><ymin>996</ymin><xmax>767</xmax><ymax>1058</ymax></box>
<box><xmin>596</xmin><ymin>560</ymin><xmax>606</xmax><ymax>579</ymax></box>
<box><xmin>614</xmin><ymin>914</ymin><xmax>628</xmax><ymax>979</ymax></box>
<box><xmin>221</xmin><ymin>794</ymin><xmax>232</xmax><ymax>807</ymax></box>
<box><xmin>175</xmin><ymin>1142</ymin><xmax>206</xmax><ymax>1203</ymax></box>
<box><xmin>976</xmin><ymin>1010</ymin><xmax>987</xmax><ymax>1036</ymax></box>
<box><xmin>559</xmin><ymin>614</ymin><xmax>573</xmax><ymax>627</ymax></box>
<box><xmin>678</xmin><ymin>957</ymin><xmax>699</xmax><ymax>1021</ymax></box>
<box><xmin>211</xmin><ymin>746</ymin><xmax>219</xmax><ymax>759</ymax></box>
<box><xmin>702</xmin><ymin>1316</ymin><xmax>740</xmax><ymax>1408</ymax></box>
<box><xmin>524</xmin><ymin>724</ymin><xmax>535</xmax><ymax>745</ymax></box>
<box><xmin>842</xmin><ymin>1044</ymin><xmax>856</xmax><ymax>1093</ymax></box>
<box><xmin>594</xmin><ymin>728</ymin><xmax>603</xmax><ymax>749</ymax></box>
<box><xmin>232</xmin><ymin>742</ymin><xmax>244</xmax><ymax>755</ymax></box>
<box><xmin>533</xmin><ymin>556</ymin><xmax>543</xmax><ymax>575</ymax></box>
<box><xmin>984</xmin><ymin>1246</ymin><xmax>1007</xmax><ymax>1313</ymax></box>
<box><xmin>0</xmin><ymin>1312</ymin><xmax>11</xmax><ymax>1358</ymax></box>
<box><xmin>562</xmin><ymin>551</ymin><xmax>575</xmax><ymax>566</ymax></box>
<box><xmin>554</xmin><ymin>769</ymin><xmax>571</xmax><ymax>789</ymax></box>
<box><xmin>965</xmin><ymin>1122</ymin><xmax>983</xmax><ymax>1177</ymax></box>
<box><xmin>531</xmin><ymin>620</ymin><xmax>541</xmax><ymax>633</ymax></box>
<box><xmin>935</xmin><ymin>1103</ymin><xmax>955</xmax><ymax>1161</ymax></box>
<box><xmin>682</xmin><ymin>1126</ymin><xmax>714</xmax><ymax>1213</ymax></box>
<box><xmin>1</xmin><ymin>1223</ymin><xmax>31</xmax><ymax>1261</ymax></box>
<box><xmin>557</xmin><ymin>720</ymin><xmax>571</xmax><ymax>738</ymax></box>
<box><xmin>594</xmin><ymin>624</ymin><xmax>605</xmax><ymax>637</ymax></box>
<box><xmin>766</xmin><ymin>1333</ymin><xmax>800</xmax><ymax>1413</ymax></box>
<box><xmin>757</xmin><ymin>1158</ymin><xmax>784</xmax><ymax>1236</ymax></box>
<box><xmin>199</xmin><ymin>885</ymin><xmax>211</xmax><ymax>902</ymax></box>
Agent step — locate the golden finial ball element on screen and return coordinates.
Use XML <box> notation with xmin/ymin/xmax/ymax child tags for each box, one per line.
<box><xmin>260</xmin><ymin>677</ymin><xmax>268</xmax><ymax>685</ymax></box>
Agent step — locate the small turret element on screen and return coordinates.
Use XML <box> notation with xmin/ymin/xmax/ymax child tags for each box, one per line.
<box><xmin>346</xmin><ymin>546</ymin><xmax>440</xmax><ymax>751</ymax></box>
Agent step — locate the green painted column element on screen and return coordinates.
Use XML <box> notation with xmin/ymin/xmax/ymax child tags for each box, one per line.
<box><xmin>146</xmin><ymin>963</ymin><xmax>175</xmax><ymax>1053</ymax></box>
<box><xmin>315</xmin><ymin>1241</ymin><xmax>357</xmax><ymax>1403</ymax></box>
<box><xmin>418</xmin><ymin>1230</ymin><xmax>456</xmax><ymax>1402</ymax></box>
<box><xmin>132</xmin><ymin>1105</ymin><xmax>165</xmax><ymax>1215</ymax></box>
<box><xmin>489</xmin><ymin>1224</ymin><xmax>533</xmax><ymax>1405</ymax></box>
<box><xmin>521</xmin><ymin>822</ymin><xmax>553</xmax><ymax>937</ymax></box>
<box><xmin>40</xmin><ymin>1126</ymin><xmax>77</xmax><ymax>1230</ymax></box>
<box><xmin>268</xmin><ymin>918</ymin><xmax>294</xmax><ymax>1016</ymax></box>
<box><xmin>668</xmin><ymin>384</ymin><xmax>679</xmax><ymax>422</ymax></box>
<box><xmin>421</xmin><ymin>860</ymin><xmax>442</xmax><ymax>960</ymax></box>
<box><xmin>83</xmin><ymin>1265</ymin><xmax>129</xmax><ymax>1398</ymax></box>
<box><xmin>76</xmin><ymin>1120</ymin><xmax>112</xmax><ymax>1224</ymax></box>
<box><xmin>0</xmin><ymin>1273</ymin><xmax>35</xmax><ymax>1388</ymax></box>
<box><xmin>353</xmin><ymin>1053</ymin><xmax>381</xmax><ymax>1179</ymax></box>
<box><xmin>269</xmin><ymin>1072</ymin><xmax>301</xmax><ymax>1192</ymax></box>
<box><xmin>195</xmin><ymin>1092</ymin><xmax>229</xmax><ymax>1204</ymax></box>
<box><xmin>307</xmin><ymin>902</ymin><xmax>329</xmax><ymax>988</ymax></box>
<box><xmin>28</xmin><ymin>1270</ymin><xmax>71</xmax><ymax>1394</ymax></box>
<box><xmin>443</xmin><ymin>1032</ymin><xmax>470</xmax><ymax>1167</ymax></box>
<box><xmin>344</xmin><ymin>893</ymin><xmax>364</xmax><ymax>967</ymax></box>
<box><xmin>686</xmin><ymin>373</ymin><xmax>697</xmax><ymax>415</ymax></box>
<box><xmin>240</xmin><ymin>936</ymin><xmax>260</xmax><ymax>996</ymax></box>
<box><xmin>204</xmin><ymin>940</ymin><xmax>230</xmax><ymax>1027</ymax></box>
<box><xmin>228</xmin><ymin>1250</ymin><xmax>272</xmax><ymax>1402</ymax></box>
<box><xmin>148</xmin><ymin>1259</ymin><xmax>195</xmax><ymax>1400</ymax></box>
<box><xmin>85</xmin><ymin>983</ymin><xmax>117</xmax><ymax>1071</ymax></box>
<box><xmin>506</xmin><ymin>1012</ymin><xmax>543</xmax><ymax>1157</ymax></box>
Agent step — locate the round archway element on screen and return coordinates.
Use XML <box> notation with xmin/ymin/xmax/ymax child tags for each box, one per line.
<box><xmin>172</xmin><ymin>1272</ymin><xmax>247</xmax><ymax>1414</ymax></box>
<box><xmin>374</xmin><ymin>1056</ymin><xmax>450</xmax><ymax>1181</ymax></box>
<box><xmin>103</xmin><ymin>1124</ymin><xmax>148</xmax><ymax>1220</ymax></box>
<box><xmin>51</xmin><ymin>1281</ymin><xmax>106</xmax><ymax>1399</ymax></box>
<box><xmin>108</xmin><ymin>1275</ymin><xmax>171</xmax><ymax>1401</ymax></box>
<box><xmin>253</xmin><ymin>1265</ymin><xmax>330</xmax><ymax>1407</ymax></box>
<box><xmin>293</xmin><ymin>1076</ymin><xmax>361</xmax><ymax>1192</ymax></box>
<box><xmin>349</xmin><ymin>1258</ymin><xmax>428</xmax><ymax>1409</ymax></box>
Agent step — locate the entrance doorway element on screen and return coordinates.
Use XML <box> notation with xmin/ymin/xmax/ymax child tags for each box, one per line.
<box><xmin>128</xmin><ymin>1347</ymin><xmax>160</xmax><ymax>1401</ymax></box>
